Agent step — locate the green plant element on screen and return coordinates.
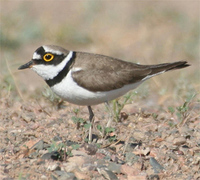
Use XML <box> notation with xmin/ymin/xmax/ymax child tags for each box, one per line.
<box><xmin>66</xmin><ymin>144</ymin><xmax>80</xmax><ymax>157</ymax></box>
<box><xmin>152</xmin><ymin>113</ymin><xmax>158</xmax><ymax>120</ymax></box>
<box><xmin>97</xmin><ymin>124</ymin><xmax>116</xmax><ymax>142</ymax></box>
<box><xmin>47</xmin><ymin>141</ymin><xmax>80</xmax><ymax>160</ymax></box>
<box><xmin>168</xmin><ymin>93</ymin><xmax>197</xmax><ymax>125</ymax></box>
<box><xmin>109</xmin><ymin>91</ymin><xmax>137</xmax><ymax>122</ymax></box>
<box><xmin>18</xmin><ymin>172</ymin><xmax>30</xmax><ymax>180</ymax></box>
<box><xmin>71</xmin><ymin>144</ymin><xmax>80</xmax><ymax>150</ymax></box>
<box><xmin>71</xmin><ymin>108</ymin><xmax>91</xmax><ymax>130</ymax></box>
<box><xmin>168</xmin><ymin>106</ymin><xmax>175</xmax><ymax>115</ymax></box>
<box><xmin>71</xmin><ymin>116</ymin><xmax>85</xmax><ymax>125</ymax></box>
<box><xmin>105</xmin><ymin>127</ymin><xmax>116</xmax><ymax>142</ymax></box>
<box><xmin>47</xmin><ymin>141</ymin><xmax>66</xmax><ymax>160</ymax></box>
<box><xmin>47</xmin><ymin>141</ymin><xmax>65</xmax><ymax>153</ymax></box>
<box><xmin>176</xmin><ymin>101</ymin><xmax>189</xmax><ymax>122</ymax></box>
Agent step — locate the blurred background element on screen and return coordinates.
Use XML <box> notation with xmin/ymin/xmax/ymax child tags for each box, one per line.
<box><xmin>0</xmin><ymin>0</ymin><xmax>199</xmax><ymax>103</ymax></box>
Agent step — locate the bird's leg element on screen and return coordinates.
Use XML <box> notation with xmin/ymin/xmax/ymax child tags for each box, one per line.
<box><xmin>87</xmin><ymin>106</ymin><xmax>94</xmax><ymax>143</ymax></box>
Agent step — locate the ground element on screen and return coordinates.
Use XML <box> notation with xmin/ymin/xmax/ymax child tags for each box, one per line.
<box><xmin>0</xmin><ymin>1</ymin><xmax>199</xmax><ymax>180</ymax></box>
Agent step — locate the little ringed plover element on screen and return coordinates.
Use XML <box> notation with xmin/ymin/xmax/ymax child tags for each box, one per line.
<box><xmin>18</xmin><ymin>45</ymin><xmax>190</xmax><ymax>142</ymax></box>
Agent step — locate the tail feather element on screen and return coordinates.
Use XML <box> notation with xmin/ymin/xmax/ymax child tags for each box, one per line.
<box><xmin>141</xmin><ymin>61</ymin><xmax>190</xmax><ymax>81</ymax></box>
<box><xmin>150</xmin><ymin>61</ymin><xmax>190</xmax><ymax>75</ymax></box>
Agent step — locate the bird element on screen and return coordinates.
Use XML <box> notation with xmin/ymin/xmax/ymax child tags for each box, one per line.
<box><xmin>18</xmin><ymin>45</ymin><xmax>190</xmax><ymax>142</ymax></box>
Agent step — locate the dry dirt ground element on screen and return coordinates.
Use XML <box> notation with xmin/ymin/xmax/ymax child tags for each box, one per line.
<box><xmin>0</xmin><ymin>86</ymin><xmax>200</xmax><ymax>180</ymax></box>
<box><xmin>1</xmin><ymin>1</ymin><xmax>200</xmax><ymax>180</ymax></box>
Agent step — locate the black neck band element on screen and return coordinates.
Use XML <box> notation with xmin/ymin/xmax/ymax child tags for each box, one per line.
<box><xmin>45</xmin><ymin>52</ymin><xmax>76</xmax><ymax>87</ymax></box>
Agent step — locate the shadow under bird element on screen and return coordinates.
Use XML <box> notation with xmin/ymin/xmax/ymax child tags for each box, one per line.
<box><xmin>18</xmin><ymin>45</ymin><xmax>190</xmax><ymax>142</ymax></box>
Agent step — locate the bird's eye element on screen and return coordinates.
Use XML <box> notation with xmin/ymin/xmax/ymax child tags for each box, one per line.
<box><xmin>43</xmin><ymin>53</ymin><xmax>54</xmax><ymax>62</ymax></box>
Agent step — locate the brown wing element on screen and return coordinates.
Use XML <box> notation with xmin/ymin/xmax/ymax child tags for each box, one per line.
<box><xmin>71</xmin><ymin>52</ymin><xmax>151</xmax><ymax>92</ymax></box>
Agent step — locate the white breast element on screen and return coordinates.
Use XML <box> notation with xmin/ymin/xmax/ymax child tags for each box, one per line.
<box><xmin>51</xmin><ymin>70</ymin><xmax>142</xmax><ymax>106</ymax></box>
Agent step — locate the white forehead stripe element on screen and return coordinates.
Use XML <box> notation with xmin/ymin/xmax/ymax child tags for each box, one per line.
<box><xmin>43</xmin><ymin>46</ymin><xmax>63</xmax><ymax>55</ymax></box>
<box><xmin>33</xmin><ymin>52</ymin><xmax>41</xmax><ymax>59</ymax></box>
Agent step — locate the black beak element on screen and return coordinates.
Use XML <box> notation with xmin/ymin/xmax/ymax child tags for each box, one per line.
<box><xmin>18</xmin><ymin>60</ymin><xmax>34</xmax><ymax>70</ymax></box>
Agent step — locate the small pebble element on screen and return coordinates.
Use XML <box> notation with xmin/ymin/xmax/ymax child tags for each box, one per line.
<box><xmin>97</xmin><ymin>166</ymin><xmax>119</xmax><ymax>180</ymax></box>
<box><xmin>173</xmin><ymin>137</ymin><xmax>186</xmax><ymax>146</ymax></box>
<box><xmin>107</xmin><ymin>162</ymin><xmax>121</xmax><ymax>174</ymax></box>
<box><xmin>41</xmin><ymin>151</ymin><xmax>60</xmax><ymax>160</ymax></box>
<box><xmin>41</xmin><ymin>175</ymin><xmax>48</xmax><ymax>179</ymax></box>
<box><xmin>133</xmin><ymin>131</ymin><xmax>145</xmax><ymax>140</ymax></box>
<box><xmin>47</xmin><ymin>163</ymin><xmax>61</xmax><ymax>171</ymax></box>
<box><xmin>150</xmin><ymin>157</ymin><xmax>164</xmax><ymax>173</ymax></box>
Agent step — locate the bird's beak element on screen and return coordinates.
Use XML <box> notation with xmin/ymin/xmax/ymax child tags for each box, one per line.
<box><xmin>18</xmin><ymin>60</ymin><xmax>34</xmax><ymax>70</ymax></box>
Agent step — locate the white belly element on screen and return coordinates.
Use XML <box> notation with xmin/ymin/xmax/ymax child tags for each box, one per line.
<box><xmin>51</xmin><ymin>70</ymin><xmax>142</xmax><ymax>106</ymax></box>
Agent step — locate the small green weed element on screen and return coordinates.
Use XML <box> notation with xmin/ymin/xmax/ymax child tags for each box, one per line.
<box><xmin>152</xmin><ymin>113</ymin><xmax>159</xmax><ymax>120</ymax></box>
<box><xmin>168</xmin><ymin>93</ymin><xmax>197</xmax><ymax>125</ymax></box>
<box><xmin>47</xmin><ymin>141</ymin><xmax>80</xmax><ymax>160</ymax></box>
<box><xmin>66</xmin><ymin>143</ymin><xmax>80</xmax><ymax>157</ymax></box>
<box><xmin>72</xmin><ymin>115</ymin><xmax>91</xmax><ymax>130</ymax></box>
<box><xmin>109</xmin><ymin>91</ymin><xmax>137</xmax><ymax>122</ymax></box>
<box><xmin>168</xmin><ymin>106</ymin><xmax>175</xmax><ymax>115</ymax></box>
<box><xmin>176</xmin><ymin>101</ymin><xmax>189</xmax><ymax>121</ymax></box>
<box><xmin>71</xmin><ymin>144</ymin><xmax>80</xmax><ymax>150</ymax></box>
<box><xmin>71</xmin><ymin>116</ymin><xmax>85</xmax><ymax>125</ymax></box>
<box><xmin>18</xmin><ymin>172</ymin><xmax>30</xmax><ymax>180</ymax></box>
<box><xmin>71</xmin><ymin>108</ymin><xmax>91</xmax><ymax>130</ymax></box>
<box><xmin>47</xmin><ymin>141</ymin><xmax>65</xmax><ymax>153</ymax></box>
<box><xmin>47</xmin><ymin>141</ymin><xmax>67</xmax><ymax>160</ymax></box>
<box><xmin>97</xmin><ymin>125</ymin><xmax>116</xmax><ymax>142</ymax></box>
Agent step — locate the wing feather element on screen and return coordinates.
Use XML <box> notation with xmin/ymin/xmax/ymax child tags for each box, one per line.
<box><xmin>72</xmin><ymin>52</ymin><xmax>151</xmax><ymax>92</ymax></box>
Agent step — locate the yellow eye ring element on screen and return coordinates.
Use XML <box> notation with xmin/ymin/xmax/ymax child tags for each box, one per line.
<box><xmin>43</xmin><ymin>53</ymin><xmax>54</xmax><ymax>62</ymax></box>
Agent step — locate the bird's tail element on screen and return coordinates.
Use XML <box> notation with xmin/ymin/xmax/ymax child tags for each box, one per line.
<box><xmin>141</xmin><ymin>61</ymin><xmax>190</xmax><ymax>81</ymax></box>
<box><xmin>149</xmin><ymin>61</ymin><xmax>190</xmax><ymax>75</ymax></box>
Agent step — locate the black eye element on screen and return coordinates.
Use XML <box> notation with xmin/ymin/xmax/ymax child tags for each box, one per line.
<box><xmin>43</xmin><ymin>53</ymin><xmax>54</xmax><ymax>62</ymax></box>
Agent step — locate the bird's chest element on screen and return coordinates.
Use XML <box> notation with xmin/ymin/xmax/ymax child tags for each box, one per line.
<box><xmin>50</xmin><ymin>70</ymin><xmax>103</xmax><ymax>105</ymax></box>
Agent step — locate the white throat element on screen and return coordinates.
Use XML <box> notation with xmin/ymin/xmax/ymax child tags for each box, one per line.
<box><xmin>31</xmin><ymin>51</ymin><xmax>73</xmax><ymax>80</ymax></box>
